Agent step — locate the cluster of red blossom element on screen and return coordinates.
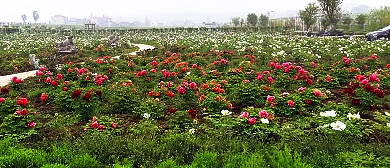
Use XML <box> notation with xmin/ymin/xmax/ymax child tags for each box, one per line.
<box><xmin>84</xmin><ymin>116</ymin><xmax>116</xmax><ymax>131</ymax></box>
<box><xmin>11</xmin><ymin>76</ymin><xmax>24</xmax><ymax>84</ymax></box>
<box><xmin>244</xmin><ymin>55</ymin><xmax>256</xmax><ymax>62</ymax></box>
<box><xmin>71</xmin><ymin>89</ymin><xmax>101</xmax><ymax>101</ymax></box>
<box><xmin>95</xmin><ymin>56</ymin><xmax>115</xmax><ymax>64</ymax></box>
<box><xmin>213</xmin><ymin>59</ymin><xmax>229</xmax><ymax>66</ymax></box>
<box><xmin>344</xmin><ymin>73</ymin><xmax>385</xmax><ymax>105</ymax></box>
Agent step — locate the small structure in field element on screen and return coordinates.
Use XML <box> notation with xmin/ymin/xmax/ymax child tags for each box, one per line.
<box><xmin>57</xmin><ymin>36</ymin><xmax>77</xmax><ymax>54</ymax></box>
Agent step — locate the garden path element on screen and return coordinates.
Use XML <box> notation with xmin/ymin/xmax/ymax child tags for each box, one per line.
<box><xmin>0</xmin><ymin>44</ymin><xmax>155</xmax><ymax>86</ymax></box>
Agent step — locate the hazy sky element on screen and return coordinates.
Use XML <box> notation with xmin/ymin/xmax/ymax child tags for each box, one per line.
<box><xmin>1</xmin><ymin>0</ymin><xmax>390</xmax><ymax>23</ymax></box>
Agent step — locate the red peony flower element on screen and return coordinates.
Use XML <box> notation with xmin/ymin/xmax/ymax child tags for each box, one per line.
<box><xmin>51</xmin><ymin>80</ymin><xmax>59</xmax><ymax>87</ymax></box>
<box><xmin>189</xmin><ymin>82</ymin><xmax>197</xmax><ymax>89</ymax></box>
<box><xmin>56</xmin><ymin>74</ymin><xmax>63</xmax><ymax>80</ymax></box>
<box><xmin>111</xmin><ymin>122</ymin><xmax>116</xmax><ymax>129</ymax></box>
<box><xmin>152</xmin><ymin>60</ymin><xmax>158</xmax><ymax>67</ymax></box>
<box><xmin>287</xmin><ymin>100</ymin><xmax>294</xmax><ymax>107</ymax></box>
<box><xmin>374</xmin><ymin>89</ymin><xmax>385</xmax><ymax>98</ymax></box>
<box><xmin>239</xmin><ymin>112</ymin><xmax>249</xmax><ymax>118</ymax></box>
<box><xmin>27</xmin><ymin>122</ymin><xmax>36</xmax><ymax>128</ymax></box>
<box><xmin>91</xmin><ymin>121</ymin><xmax>99</xmax><ymax>129</ymax></box>
<box><xmin>148</xmin><ymin>91</ymin><xmax>154</xmax><ymax>97</ymax></box>
<box><xmin>36</xmin><ymin>70</ymin><xmax>44</xmax><ymax>76</ymax></box>
<box><xmin>15</xmin><ymin>109</ymin><xmax>29</xmax><ymax>116</ymax></box>
<box><xmin>17</xmin><ymin>98</ymin><xmax>28</xmax><ymax>106</ymax></box>
<box><xmin>352</xmin><ymin>99</ymin><xmax>360</xmax><ymax>106</ymax></box>
<box><xmin>188</xmin><ymin>109</ymin><xmax>198</xmax><ymax>118</ymax></box>
<box><xmin>72</xmin><ymin>89</ymin><xmax>82</xmax><ymax>98</ymax></box>
<box><xmin>1</xmin><ymin>87</ymin><xmax>10</xmax><ymax>94</ymax></box>
<box><xmin>167</xmin><ymin>91</ymin><xmax>175</xmax><ymax>98</ymax></box>
<box><xmin>82</xmin><ymin>92</ymin><xmax>92</xmax><ymax>100</ymax></box>
<box><xmin>164</xmin><ymin>72</ymin><xmax>171</xmax><ymax>78</ymax></box>
<box><xmin>40</xmin><ymin>93</ymin><xmax>48</xmax><ymax>102</ymax></box>
<box><xmin>305</xmin><ymin>99</ymin><xmax>312</xmax><ymax>105</ymax></box>
<box><xmin>199</xmin><ymin>95</ymin><xmax>206</xmax><ymax>101</ymax></box>
<box><xmin>45</xmin><ymin>77</ymin><xmax>51</xmax><ymax>83</ymax></box>
<box><xmin>248</xmin><ymin>118</ymin><xmax>256</xmax><ymax>125</ymax></box>
<box><xmin>151</xmin><ymin>69</ymin><xmax>157</xmax><ymax>73</ymax></box>
<box><xmin>269</xmin><ymin>61</ymin><xmax>275</xmax><ymax>67</ymax></box>
<box><xmin>0</xmin><ymin>98</ymin><xmax>5</xmax><ymax>103</ymax></box>
<box><xmin>62</xmin><ymin>87</ymin><xmax>68</xmax><ymax>91</ymax></box>
<box><xmin>314</xmin><ymin>90</ymin><xmax>321</xmax><ymax>97</ymax></box>
<box><xmin>306</xmin><ymin>79</ymin><xmax>313</xmax><ymax>85</ymax></box>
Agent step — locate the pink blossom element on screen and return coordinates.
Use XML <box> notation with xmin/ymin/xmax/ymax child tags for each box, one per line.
<box><xmin>257</xmin><ymin>75</ymin><xmax>263</xmax><ymax>80</ymax></box>
<box><xmin>177</xmin><ymin>86</ymin><xmax>187</xmax><ymax>95</ymax></box>
<box><xmin>27</xmin><ymin>122</ymin><xmax>36</xmax><ymax>128</ymax></box>
<box><xmin>39</xmin><ymin>67</ymin><xmax>46</xmax><ymax>71</ymax></box>
<box><xmin>267</xmin><ymin>95</ymin><xmax>275</xmax><ymax>103</ymax></box>
<box><xmin>189</xmin><ymin>82</ymin><xmax>197</xmax><ymax>89</ymax></box>
<box><xmin>45</xmin><ymin>77</ymin><xmax>51</xmax><ymax>83</ymax></box>
<box><xmin>314</xmin><ymin>90</ymin><xmax>321</xmax><ymax>97</ymax></box>
<box><xmin>258</xmin><ymin>110</ymin><xmax>269</xmax><ymax>119</ymax></box>
<box><xmin>36</xmin><ymin>71</ymin><xmax>44</xmax><ymax>76</ymax></box>
<box><xmin>239</xmin><ymin>112</ymin><xmax>249</xmax><ymax>118</ymax></box>
<box><xmin>248</xmin><ymin>118</ymin><xmax>256</xmax><ymax>125</ymax></box>
<box><xmin>267</xmin><ymin>77</ymin><xmax>274</xmax><ymax>84</ymax></box>
<box><xmin>0</xmin><ymin>98</ymin><xmax>5</xmax><ymax>103</ymax></box>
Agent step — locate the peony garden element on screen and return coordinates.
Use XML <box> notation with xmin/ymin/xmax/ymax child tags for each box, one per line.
<box><xmin>1</xmin><ymin>30</ymin><xmax>390</xmax><ymax>167</ymax></box>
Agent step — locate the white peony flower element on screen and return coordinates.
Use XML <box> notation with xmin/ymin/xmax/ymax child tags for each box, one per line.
<box><xmin>189</xmin><ymin>128</ymin><xmax>195</xmax><ymax>134</ymax></box>
<box><xmin>331</xmin><ymin>121</ymin><xmax>346</xmax><ymax>131</ymax></box>
<box><xmin>320</xmin><ymin>110</ymin><xmax>337</xmax><ymax>117</ymax></box>
<box><xmin>261</xmin><ymin>118</ymin><xmax>269</xmax><ymax>124</ymax></box>
<box><xmin>143</xmin><ymin>113</ymin><xmax>150</xmax><ymax>119</ymax></box>
<box><xmin>221</xmin><ymin>110</ymin><xmax>232</xmax><ymax>116</ymax></box>
<box><xmin>347</xmin><ymin>113</ymin><xmax>360</xmax><ymax>120</ymax></box>
<box><xmin>187</xmin><ymin>72</ymin><xmax>191</xmax><ymax>75</ymax></box>
<box><xmin>385</xmin><ymin>111</ymin><xmax>390</xmax><ymax>116</ymax></box>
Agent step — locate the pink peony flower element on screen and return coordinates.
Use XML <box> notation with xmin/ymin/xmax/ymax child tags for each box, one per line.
<box><xmin>258</xmin><ymin>110</ymin><xmax>269</xmax><ymax>119</ymax></box>
<box><xmin>257</xmin><ymin>75</ymin><xmax>263</xmax><ymax>80</ymax></box>
<box><xmin>189</xmin><ymin>82</ymin><xmax>197</xmax><ymax>89</ymax></box>
<box><xmin>111</xmin><ymin>122</ymin><xmax>116</xmax><ymax>129</ymax></box>
<box><xmin>17</xmin><ymin>98</ymin><xmax>28</xmax><ymax>106</ymax></box>
<box><xmin>268</xmin><ymin>77</ymin><xmax>274</xmax><ymax>84</ymax></box>
<box><xmin>36</xmin><ymin>71</ymin><xmax>44</xmax><ymax>76</ymax></box>
<box><xmin>27</xmin><ymin>122</ymin><xmax>36</xmax><ymax>128</ymax></box>
<box><xmin>239</xmin><ymin>112</ymin><xmax>249</xmax><ymax>118</ymax></box>
<box><xmin>45</xmin><ymin>77</ymin><xmax>52</xmax><ymax>83</ymax></box>
<box><xmin>177</xmin><ymin>86</ymin><xmax>187</xmax><ymax>95</ymax></box>
<box><xmin>56</xmin><ymin>74</ymin><xmax>63</xmax><ymax>80</ymax></box>
<box><xmin>267</xmin><ymin>95</ymin><xmax>275</xmax><ymax>103</ymax></box>
<box><xmin>91</xmin><ymin>121</ymin><xmax>99</xmax><ymax>129</ymax></box>
<box><xmin>39</xmin><ymin>67</ymin><xmax>46</xmax><ymax>71</ymax></box>
<box><xmin>248</xmin><ymin>118</ymin><xmax>256</xmax><ymax>125</ymax></box>
<box><xmin>0</xmin><ymin>98</ymin><xmax>5</xmax><ymax>103</ymax></box>
<box><xmin>314</xmin><ymin>90</ymin><xmax>321</xmax><ymax>97</ymax></box>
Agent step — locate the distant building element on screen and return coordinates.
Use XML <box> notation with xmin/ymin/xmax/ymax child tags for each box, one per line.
<box><xmin>51</xmin><ymin>15</ymin><xmax>68</xmax><ymax>25</ymax></box>
<box><xmin>92</xmin><ymin>15</ymin><xmax>114</xmax><ymax>27</ymax></box>
<box><xmin>201</xmin><ymin>22</ymin><xmax>218</xmax><ymax>28</ymax></box>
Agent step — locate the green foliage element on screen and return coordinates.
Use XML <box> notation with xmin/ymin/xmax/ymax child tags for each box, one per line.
<box><xmin>0</xmin><ymin>148</ymin><xmax>48</xmax><ymax>168</ymax></box>
<box><xmin>246</xmin><ymin>13</ymin><xmax>258</xmax><ymax>27</ymax></box>
<box><xmin>265</xmin><ymin>146</ymin><xmax>313</xmax><ymax>168</ymax></box>
<box><xmin>189</xmin><ymin>151</ymin><xmax>222</xmax><ymax>168</ymax></box>
<box><xmin>47</xmin><ymin>145</ymin><xmax>73</xmax><ymax>165</ymax></box>
<box><xmin>157</xmin><ymin>159</ymin><xmax>181</xmax><ymax>168</ymax></box>
<box><xmin>69</xmin><ymin>154</ymin><xmax>98</xmax><ymax>168</ymax></box>
<box><xmin>317</xmin><ymin>0</ymin><xmax>343</xmax><ymax>26</ymax></box>
<box><xmin>41</xmin><ymin>163</ymin><xmax>70</xmax><ymax>168</ymax></box>
<box><xmin>299</xmin><ymin>3</ymin><xmax>319</xmax><ymax>30</ymax></box>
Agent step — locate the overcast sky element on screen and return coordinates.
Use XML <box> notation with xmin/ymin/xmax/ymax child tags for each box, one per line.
<box><xmin>1</xmin><ymin>0</ymin><xmax>390</xmax><ymax>23</ymax></box>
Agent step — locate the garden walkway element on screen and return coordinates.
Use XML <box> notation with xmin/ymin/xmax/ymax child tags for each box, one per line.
<box><xmin>0</xmin><ymin>44</ymin><xmax>154</xmax><ymax>86</ymax></box>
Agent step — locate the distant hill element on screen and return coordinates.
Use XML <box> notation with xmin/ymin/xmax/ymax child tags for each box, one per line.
<box><xmin>351</xmin><ymin>5</ymin><xmax>370</xmax><ymax>14</ymax></box>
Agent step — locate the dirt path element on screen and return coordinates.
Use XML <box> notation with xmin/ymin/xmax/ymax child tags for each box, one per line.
<box><xmin>0</xmin><ymin>44</ymin><xmax>154</xmax><ymax>87</ymax></box>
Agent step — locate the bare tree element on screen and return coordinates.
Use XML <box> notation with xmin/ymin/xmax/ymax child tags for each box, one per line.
<box><xmin>33</xmin><ymin>11</ymin><xmax>39</xmax><ymax>23</ymax></box>
<box><xmin>21</xmin><ymin>14</ymin><xmax>27</xmax><ymax>24</ymax></box>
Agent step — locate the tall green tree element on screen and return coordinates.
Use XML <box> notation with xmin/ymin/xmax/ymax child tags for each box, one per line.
<box><xmin>240</xmin><ymin>18</ymin><xmax>245</xmax><ymax>27</ymax></box>
<box><xmin>33</xmin><ymin>11</ymin><xmax>39</xmax><ymax>23</ymax></box>
<box><xmin>355</xmin><ymin>14</ymin><xmax>367</xmax><ymax>29</ymax></box>
<box><xmin>21</xmin><ymin>14</ymin><xmax>27</xmax><ymax>24</ymax></box>
<box><xmin>258</xmin><ymin>14</ymin><xmax>269</xmax><ymax>27</ymax></box>
<box><xmin>342</xmin><ymin>15</ymin><xmax>353</xmax><ymax>29</ymax></box>
<box><xmin>232</xmin><ymin>17</ymin><xmax>240</xmax><ymax>27</ymax></box>
<box><xmin>317</xmin><ymin>0</ymin><xmax>343</xmax><ymax>26</ymax></box>
<box><xmin>299</xmin><ymin>3</ymin><xmax>319</xmax><ymax>30</ymax></box>
<box><xmin>246</xmin><ymin>13</ymin><xmax>258</xmax><ymax>27</ymax></box>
